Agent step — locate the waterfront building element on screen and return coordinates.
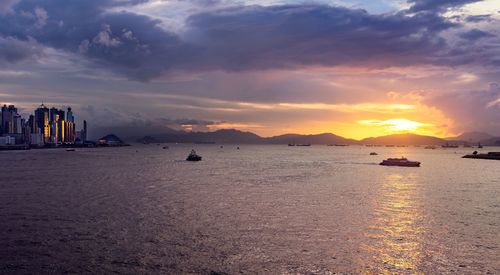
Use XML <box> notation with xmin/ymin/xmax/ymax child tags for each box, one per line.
<box><xmin>35</xmin><ymin>104</ymin><xmax>50</xmax><ymax>143</ymax></box>
<box><xmin>1</xmin><ymin>105</ymin><xmax>18</xmax><ymax>135</ymax></box>
<box><xmin>82</xmin><ymin>120</ymin><xmax>88</xmax><ymax>143</ymax></box>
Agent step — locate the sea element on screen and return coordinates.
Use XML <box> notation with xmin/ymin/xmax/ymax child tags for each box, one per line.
<box><xmin>0</xmin><ymin>144</ymin><xmax>499</xmax><ymax>274</ymax></box>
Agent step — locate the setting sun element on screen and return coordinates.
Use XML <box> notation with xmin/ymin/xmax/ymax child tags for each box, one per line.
<box><xmin>359</xmin><ymin>119</ymin><xmax>429</xmax><ymax>132</ymax></box>
<box><xmin>355</xmin><ymin>118</ymin><xmax>435</xmax><ymax>137</ymax></box>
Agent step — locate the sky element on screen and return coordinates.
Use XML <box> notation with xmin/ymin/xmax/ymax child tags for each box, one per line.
<box><xmin>0</xmin><ymin>0</ymin><xmax>499</xmax><ymax>139</ymax></box>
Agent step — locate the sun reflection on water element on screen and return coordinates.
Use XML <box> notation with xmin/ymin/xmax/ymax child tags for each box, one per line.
<box><xmin>360</xmin><ymin>173</ymin><xmax>424</xmax><ymax>274</ymax></box>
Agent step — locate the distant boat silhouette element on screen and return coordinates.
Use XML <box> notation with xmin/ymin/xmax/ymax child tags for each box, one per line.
<box><xmin>442</xmin><ymin>142</ymin><xmax>459</xmax><ymax>148</ymax></box>
<box><xmin>186</xmin><ymin>149</ymin><xmax>202</xmax><ymax>161</ymax></box>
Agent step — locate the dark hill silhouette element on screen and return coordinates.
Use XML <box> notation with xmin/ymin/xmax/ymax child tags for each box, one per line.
<box><xmin>266</xmin><ymin>133</ymin><xmax>358</xmax><ymax>145</ymax></box>
<box><xmin>361</xmin><ymin>133</ymin><xmax>447</xmax><ymax>145</ymax></box>
<box><xmin>134</xmin><ymin>129</ymin><xmax>452</xmax><ymax>145</ymax></box>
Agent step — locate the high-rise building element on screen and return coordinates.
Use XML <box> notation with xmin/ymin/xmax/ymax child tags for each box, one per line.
<box><xmin>35</xmin><ymin>104</ymin><xmax>50</xmax><ymax>143</ymax></box>
<box><xmin>67</xmin><ymin>107</ymin><xmax>74</xmax><ymax>123</ymax></box>
<box><xmin>1</xmin><ymin>105</ymin><xmax>17</xmax><ymax>134</ymax></box>
<box><xmin>82</xmin><ymin>120</ymin><xmax>88</xmax><ymax>143</ymax></box>
<box><xmin>64</xmin><ymin>107</ymin><xmax>76</xmax><ymax>143</ymax></box>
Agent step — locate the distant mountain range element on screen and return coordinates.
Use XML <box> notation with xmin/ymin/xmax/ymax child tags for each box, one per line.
<box><xmin>446</xmin><ymin>131</ymin><xmax>494</xmax><ymax>143</ymax></box>
<box><xmin>360</xmin><ymin>133</ymin><xmax>447</xmax><ymax>145</ymax></box>
<box><xmin>131</xmin><ymin>129</ymin><xmax>500</xmax><ymax>146</ymax></box>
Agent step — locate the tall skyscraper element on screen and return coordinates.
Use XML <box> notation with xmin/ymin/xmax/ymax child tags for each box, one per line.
<box><xmin>67</xmin><ymin>107</ymin><xmax>74</xmax><ymax>123</ymax></box>
<box><xmin>64</xmin><ymin>107</ymin><xmax>76</xmax><ymax>143</ymax></box>
<box><xmin>35</xmin><ymin>104</ymin><xmax>50</xmax><ymax>143</ymax></box>
<box><xmin>1</xmin><ymin>105</ymin><xmax>17</xmax><ymax>134</ymax></box>
<box><xmin>82</xmin><ymin>120</ymin><xmax>87</xmax><ymax>143</ymax></box>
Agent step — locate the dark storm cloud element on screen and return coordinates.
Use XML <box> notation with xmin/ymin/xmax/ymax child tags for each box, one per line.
<box><xmin>0</xmin><ymin>0</ymin><xmax>193</xmax><ymax>80</ymax></box>
<box><xmin>459</xmin><ymin>29</ymin><xmax>495</xmax><ymax>41</ymax></box>
<box><xmin>406</xmin><ymin>0</ymin><xmax>481</xmax><ymax>13</ymax></box>
<box><xmin>465</xmin><ymin>14</ymin><xmax>492</xmax><ymax>22</ymax></box>
<box><xmin>0</xmin><ymin>36</ymin><xmax>43</xmax><ymax>64</ymax></box>
<box><xmin>183</xmin><ymin>5</ymin><xmax>454</xmax><ymax>72</ymax></box>
<box><xmin>0</xmin><ymin>0</ymin><xmax>496</xmax><ymax>80</ymax></box>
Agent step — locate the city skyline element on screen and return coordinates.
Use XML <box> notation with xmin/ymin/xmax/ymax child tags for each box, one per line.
<box><xmin>0</xmin><ymin>103</ymin><xmax>87</xmax><ymax>146</ymax></box>
<box><xmin>0</xmin><ymin>0</ymin><xmax>499</xmax><ymax>139</ymax></box>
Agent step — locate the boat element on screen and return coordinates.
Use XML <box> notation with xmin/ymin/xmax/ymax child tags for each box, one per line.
<box><xmin>442</xmin><ymin>142</ymin><xmax>459</xmax><ymax>148</ymax></box>
<box><xmin>424</xmin><ymin>145</ymin><xmax>437</xmax><ymax>149</ymax></box>
<box><xmin>162</xmin><ymin>146</ymin><xmax>169</xmax><ymax>149</ymax></box>
<box><xmin>66</xmin><ymin>148</ymin><xmax>76</xmax><ymax>152</ymax></box>
<box><xmin>288</xmin><ymin>143</ymin><xmax>295</xmax><ymax>146</ymax></box>
<box><xmin>463</xmin><ymin>151</ymin><xmax>500</xmax><ymax>160</ymax></box>
<box><xmin>296</xmin><ymin>144</ymin><xmax>311</xmax><ymax>147</ymax></box>
<box><xmin>380</xmin><ymin>157</ymin><xmax>420</xmax><ymax>167</ymax></box>
<box><xmin>186</xmin><ymin>149</ymin><xmax>202</xmax><ymax>161</ymax></box>
<box><xmin>478</xmin><ymin>142</ymin><xmax>483</xmax><ymax>149</ymax></box>
<box><xmin>370</xmin><ymin>152</ymin><xmax>378</xmax><ymax>155</ymax></box>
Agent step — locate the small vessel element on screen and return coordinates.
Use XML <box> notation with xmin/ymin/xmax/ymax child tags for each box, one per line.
<box><xmin>288</xmin><ymin>143</ymin><xmax>295</xmax><ymax>146</ymax></box>
<box><xmin>186</xmin><ymin>149</ymin><xmax>202</xmax><ymax>161</ymax></box>
<box><xmin>370</xmin><ymin>152</ymin><xmax>378</xmax><ymax>155</ymax></box>
<box><xmin>424</xmin><ymin>145</ymin><xmax>436</xmax><ymax>149</ymax></box>
<box><xmin>442</xmin><ymin>142</ymin><xmax>459</xmax><ymax>148</ymax></box>
<box><xmin>478</xmin><ymin>142</ymin><xmax>483</xmax><ymax>149</ymax></box>
<box><xmin>463</xmin><ymin>151</ymin><xmax>500</xmax><ymax>160</ymax></box>
<box><xmin>296</xmin><ymin>144</ymin><xmax>311</xmax><ymax>147</ymax></box>
<box><xmin>163</xmin><ymin>146</ymin><xmax>169</xmax><ymax>149</ymax></box>
<box><xmin>66</xmin><ymin>148</ymin><xmax>76</xmax><ymax>152</ymax></box>
<box><xmin>380</xmin><ymin>157</ymin><xmax>420</xmax><ymax>167</ymax></box>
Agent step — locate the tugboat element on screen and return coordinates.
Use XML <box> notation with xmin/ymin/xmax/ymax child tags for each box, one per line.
<box><xmin>380</xmin><ymin>157</ymin><xmax>420</xmax><ymax>167</ymax></box>
<box><xmin>186</xmin><ymin>149</ymin><xmax>202</xmax><ymax>161</ymax></box>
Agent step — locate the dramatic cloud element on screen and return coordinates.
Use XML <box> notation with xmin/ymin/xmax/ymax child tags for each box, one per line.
<box><xmin>0</xmin><ymin>0</ymin><xmax>497</xmax><ymax>80</ymax></box>
<box><xmin>0</xmin><ymin>36</ymin><xmax>44</xmax><ymax>64</ymax></box>
<box><xmin>406</xmin><ymin>0</ymin><xmax>482</xmax><ymax>13</ymax></box>
<box><xmin>459</xmin><ymin>28</ymin><xmax>495</xmax><ymax>40</ymax></box>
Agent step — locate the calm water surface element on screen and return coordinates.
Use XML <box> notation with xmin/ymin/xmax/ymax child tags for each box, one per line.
<box><xmin>0</xmin><ymin>145</ymin><xmax>499</xmax><ymax>274</ymax></box>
